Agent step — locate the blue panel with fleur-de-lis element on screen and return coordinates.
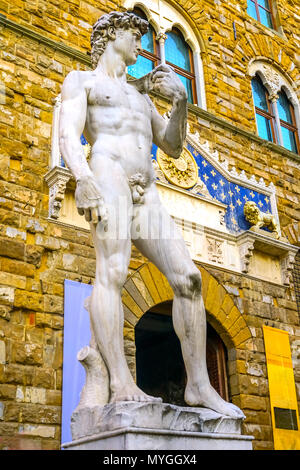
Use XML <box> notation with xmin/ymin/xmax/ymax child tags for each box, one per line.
<box><xmin>151</xmin><ymin>142</ymin><xmax>273</xmax><ymax>234</ymax></box>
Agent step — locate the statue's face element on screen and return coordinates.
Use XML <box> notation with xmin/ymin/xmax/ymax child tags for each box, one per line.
<box><xmin>113</xmin><ymin>27</ymin><xmax>142</xmax><ymax>66</ymax></box>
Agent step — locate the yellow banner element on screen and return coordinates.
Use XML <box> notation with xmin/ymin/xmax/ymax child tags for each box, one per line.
<box><xmin>263</xmin><ymin>325</ymin><xmax>300</xmax><ymax>450</ymax></box>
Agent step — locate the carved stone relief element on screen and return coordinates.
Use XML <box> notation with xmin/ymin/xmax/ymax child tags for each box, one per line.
<box><xmin>207</xmin><ymin>237</ymin><xmax>224</xmax><ymax>264</ymax></box>
<box><xmin>44</xmin><ymin>167</ymin><xmax>71</xmax><ymax>219</ymax></box>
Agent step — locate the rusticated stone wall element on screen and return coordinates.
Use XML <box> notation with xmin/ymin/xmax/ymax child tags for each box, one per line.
<box><xmin>0</xmin><ymin>0</ymin><xmax>299</xmax><ymax>451</ymax></box>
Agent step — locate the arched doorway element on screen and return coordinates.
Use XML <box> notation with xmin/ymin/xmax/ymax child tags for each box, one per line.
<box><xmin>135</xmin><ymin>301</ymin><xmax>229</xmax><ymax>406</ymax></box>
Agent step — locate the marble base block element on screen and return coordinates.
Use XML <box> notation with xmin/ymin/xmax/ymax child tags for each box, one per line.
<box><xmin>62</xmin><ymin>402</ymin><xmax>253</xmax><ymax>450</ymax></box>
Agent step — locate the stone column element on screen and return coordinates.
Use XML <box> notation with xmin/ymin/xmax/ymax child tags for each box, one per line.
<box><xmin>157</xmin><ymin>31</ymin><xmax>167</xmax><ymax>64</ymax></box>
<box><xmin>270</xmin><ymin>94</ymin><xmax>283</xmax><ymax>146</ymax></box>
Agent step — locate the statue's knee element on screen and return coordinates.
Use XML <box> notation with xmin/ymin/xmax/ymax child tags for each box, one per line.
<box><xmin>96</xmin><ymin>258</ymin><xmax>128</xmax><ymax>289</ymax></box>
<box><xmin>172</xmin><ymin>269</ymin><xmax>202</xmax><ymax>297</ymax></box>
<box><xmin>110</xmin><ymin>265</ymin><xmax>128</xmax><ymax>288</ymax></box>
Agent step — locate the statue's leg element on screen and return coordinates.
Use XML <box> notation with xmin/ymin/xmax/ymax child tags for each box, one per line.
<box><xmin>132</xmin><ymin>184</ymin><xmax>244</xmax><ymax>418</ymax></box>
<box><xmin>88</xmin><ymin>170</ymin><xmax>161</xmax><ymax>404</ymax></box>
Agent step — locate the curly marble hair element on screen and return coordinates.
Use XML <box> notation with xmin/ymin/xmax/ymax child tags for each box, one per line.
<box><xmin>90</xmin><ymin>11</ymin><xmax>149</xmax><ymax>69</ymax></box>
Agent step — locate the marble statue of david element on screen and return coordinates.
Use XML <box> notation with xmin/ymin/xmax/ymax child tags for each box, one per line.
<box><xmin>59</xmin><ymin>11</ymin><xmax>244</xmax><ymax>418</ymax></box>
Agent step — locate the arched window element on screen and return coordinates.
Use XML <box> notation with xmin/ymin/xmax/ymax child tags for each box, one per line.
<box><xmin>165</xmin><ymin>29</ymin><xmax>196</xmax><ymax>104</ymax></box>
<box><xmin>247</xmin><ymin>0</ymin><xmax>274</xmax><ymax>29</ymax></box>
<box><xmin>126</xmin><ymin>6</ymin><xmax>200</xmax><ymax>105</ymax></box>
<box><xmin>127</xmin><ymin>8</ymin><xmax>160</xmax><ymax>79</ymax></box>
<box><xmin>251</xmin><ymin>75</ymin><xmax>276</xmax><ymax>142</ymax></box>
<box><xmin>251</xmin><ymin>73</ymin><xmax>300</xmax><ymax>154</ymax></box>
<box><xmin>249</xmin><ymin>62</ymin><xmax>300</xmax><ymax>154</ymax></box>
<box><xmin>277</xmin><ymin>90</ymin><xmax>299</xmax><ymax>153</ymax></box>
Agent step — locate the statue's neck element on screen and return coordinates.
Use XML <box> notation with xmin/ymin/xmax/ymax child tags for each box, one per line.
<box><xmin>96</xmin><ymin>46</ymin><xmax>127</xmax><ymax>81</ymax></box>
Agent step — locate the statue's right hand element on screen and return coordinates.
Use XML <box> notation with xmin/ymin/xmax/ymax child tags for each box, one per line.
<box><xmin>75</xmin><ymin>176</ymin><xmax>108</xmax><ymax>225</ymax></box>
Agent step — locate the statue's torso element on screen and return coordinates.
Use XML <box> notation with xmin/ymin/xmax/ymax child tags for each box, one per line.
<box><xmin>81</xmin><ymin>71</ymin><xmax>155</xmax><ymax>184</ymax></box>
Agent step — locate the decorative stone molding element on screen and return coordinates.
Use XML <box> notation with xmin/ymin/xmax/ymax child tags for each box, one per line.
<box><xmin>44</xmin><ymin>167</ymin><xmax>71</xmax><ymax>219</ymax></box>
<box><xmin>236</xmin><ymin>231</ymin><xmax>298</xmax><ymax>285</ymax></box>
<box><xmin>248</xmin><ymin>61</ymin><xmax>297</xmax><ymax>101</ymax></box>
<box><xmin>237</xmin><ymin>238</ymin><xmax>255</xmax><ymax>274</ymax></box>
<box><xmin>207</xmin><ymin>237</ymin><xmax>224</xmax><ymax>264</ymax></box>
<box><xmin>281</xmin><ymin>252</ymin><xmax>297</xmax><ymax>286</ymax></box>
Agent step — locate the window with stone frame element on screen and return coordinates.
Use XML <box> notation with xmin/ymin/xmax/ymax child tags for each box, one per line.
<box><xmin>251</xmin><ymin>72</ymin><xmax>300</xmax><ymax>154</ymax></box>
<box><xmin>277</xmin><ymin>90</ymin><xmax>300</xmax><ymax>154</ymax></box>
<box><xmin>164</xmin><ymin>28</ymin><xmax>197</xmax><ymax>104</ymax></box>
<box><xmin>247</xmin><ymin>0</ymin><xmax>275</xmax><ymax>29</ymax></box>
<box><xmin>126</xmin><ymin>3</ymin><xmax>204</xmax><ymax>107</ymax></box>
<box><xmin>251</xmin><ymin>74</ymin><xmax>276</xmax><ymax>142</ymax></box>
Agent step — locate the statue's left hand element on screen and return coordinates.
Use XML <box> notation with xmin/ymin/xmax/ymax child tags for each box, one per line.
<box><xmin>149</xmin><ymin>64</ymin><xmax>188</xmax><ymax>101</ymax></box>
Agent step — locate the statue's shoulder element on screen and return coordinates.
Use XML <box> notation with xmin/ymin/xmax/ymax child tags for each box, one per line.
<box><xmin>61</xmin><ymin>70</ymin><xmax>94</xmax><ymax>99</ymax></box>
<box><xmin>63</xmin><ymin>70</ymin><xmax>93</xmax><ymax>88</ymax></box>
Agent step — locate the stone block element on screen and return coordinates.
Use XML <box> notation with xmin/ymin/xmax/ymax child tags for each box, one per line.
<box><xmin>16</xmin><ymin>386</ymin><xmax>47</xmax><ymax>404</ymax></box>
<box><xmin>0</xmin><ymin>258</ymin><xmax>35</xmax><ymax>277</ymax></box>
<box><xmin>4</xmin><ymin>402</ymin><xmax>21</xmax><ymax>421</ymax></box>
<box><xmin>20</xmin><ymin>404</ymin><xmax>61</xmax><ymax>425</ymax></box>
<box><xmin>12</xmin><ymin>342</ymin><xmax>43</xmax><ymax>366</ymax></box>
<box><xmin>0</xmin><ymin>422</ymin><xmax>19</xmax><ymax>437</ymax></box>
<box><xmin>25</xmin><ymin>245</ymin><xmax>44</xmax><ymax>267</ymax></box>
<box><xmin>14</xmin><ymin>290</ymin><xmax>44</xmax><ymax>312</ymax></box>
<box><xmin>33</xmin><ymin>368</ymin><xmax>54</xmax><ymax>389</ymax></box>
<box><xmin>0</xmin><ymin>340</ymin><xmax>5</xmax><ymax>364</ymax></box>
<box><xmin>0</xmin><ymin>271</ymin><xmax>26</xmax><ymax>289</ymax></box>
<box><xmin>239</xmin><ymin>394</ymin><xmax>268</xmax><ymax>412</ymax></box>
<box><xmin>0</xmin><ymin>286</ymin><xmax>15</xmax><ymax>305</ymax></box>
<box><xmin>0</xmin><ymin>384</ymin><xmax>16</xmax><ymax>399</ymax></box>
<box><xmin>2</xmin><ymin>364</ymin><xmax>35</xmax><ymax>386</ymax></box>
<box><xmin>45</xmin><ymin>390</ymin><xmax>62</xmax><ymax>406</ymax></box>
<box><xmin>239</xmin><ymin>375</ymin><xmax>268</xmax><ymax>396</ymax></box>
<box><xmin>244</xmin><ymin>410</ymin><xmax>271</xmax><ymax>426</ymax></box>
<box><xmin>0</xmin><ymin>237</ymin><xmax>25</xmax><ymax>260</ymax></box>
<box><xmin>18</xmin><ymin>424</ymin><xmax>56</xmax><ymax>439</ymax></box>
<box><xmin>0</xmin><ymin>305</ymin><xmax>12</xmax><ymax>320</ymax></box>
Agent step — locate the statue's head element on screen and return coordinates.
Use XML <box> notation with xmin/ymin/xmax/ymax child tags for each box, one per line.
<box><xmin>244</xmin><ymin>200</ymin><xmax>260</xmax><ymax>223</ymax></box>
<box><xmin>91</xmin><ymin>11</ymin><xmax>149</xmax><ymax>69</ymax></box>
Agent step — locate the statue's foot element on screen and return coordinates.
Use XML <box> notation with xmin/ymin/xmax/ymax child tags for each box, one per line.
<box><xmin>110</xmin><ymin>384</ymin><xmax>162</xmax><ymax>404</ymax></box>
<box><xmin>185</xmin><ymin>383</ymin><xmax>245</xmax><ymax>419</ymax></box>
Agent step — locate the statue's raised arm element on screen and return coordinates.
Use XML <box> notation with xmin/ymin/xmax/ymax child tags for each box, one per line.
<box><xmin>131</xmin><ymin>63</ymin><xmax>188</xmax><ymax>159</ymax></box>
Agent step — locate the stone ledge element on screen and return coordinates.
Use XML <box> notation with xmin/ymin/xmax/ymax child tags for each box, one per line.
<box><xmin>62</xmin><ymin>426</ymin><xmax>254</xmax><ymax>451</ymax></box>
<box><xmin>0</xmin><ymin>13</ymin><xmax>91</xmax><ymax>66</ymax></box>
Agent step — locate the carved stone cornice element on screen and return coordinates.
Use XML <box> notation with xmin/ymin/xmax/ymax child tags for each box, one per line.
<box><xmin>0</xmin><ymin>14</ymin><xmax>91</xmax><ymax>66</ymax></box>
<box><xmin>236</xmin><ymin>230</ymin><xmax>298</xmax><ymax>285</ymax></box>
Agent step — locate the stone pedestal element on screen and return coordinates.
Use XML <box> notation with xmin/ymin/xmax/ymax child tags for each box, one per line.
<box><xmin>61</xmin><ymin>402</ymin><xmax>253</xmax><ymax>450</ymax></box>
